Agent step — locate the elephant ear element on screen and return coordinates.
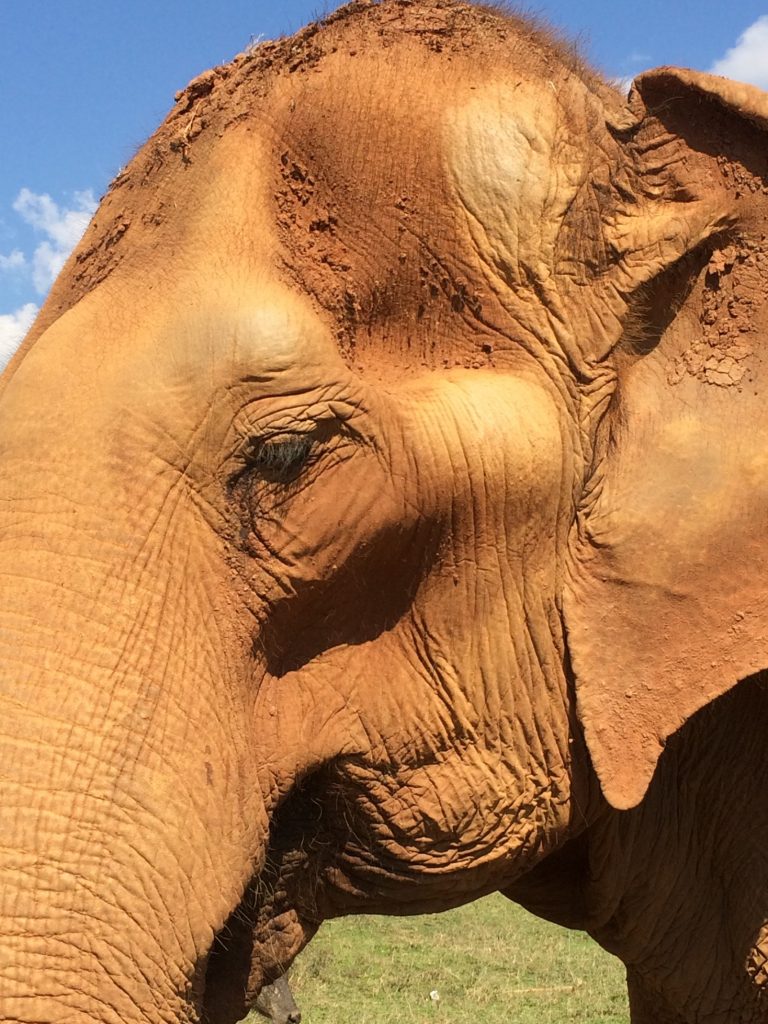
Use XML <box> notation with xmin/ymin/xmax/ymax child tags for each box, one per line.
<box><xmin>564</xmin><ymin>68</ymin><xmax>768</xmax><ymax>810</ymax></box>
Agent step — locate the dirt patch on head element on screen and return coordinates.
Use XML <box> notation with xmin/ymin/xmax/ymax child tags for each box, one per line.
<box><xmin>31</xmin><ymin>0</ymin><xmax>611</xmax><ymax>366</ymax></box>
<box><xmin>631</xmin><ymin>73</ymin><xmax>768</xmax><ymax>391</ymax></box>
<box><xmin>667</xmin><ymin>243</ymin><xmax>767</xmax><ymax>388</ymax></box>
<box><xmin>231</xmin><ymin>0</ymin><xmax>595</xmax><ymax>84</ymax></box>
<box><xmin>223</xmin><ymin>1</ymin><xmax>609</xmax><ymax>372</ymax></box>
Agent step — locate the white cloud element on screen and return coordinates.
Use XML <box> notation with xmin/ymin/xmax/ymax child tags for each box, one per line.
<box><xmin>0</xmin><ymin>302</ymin><xmax>38</xmax><ymax>370</ymax></box>
<box><xmin>12</xmin><ymin>188</ymin><xmax>97</xmax><ymax>295</ymax></box>
<box><xmin>30</xmin><ymin>240</ymin><xmax>69</xmax><ymax>295</ymax></box>
<box><xmin>13</xmin><ymin>188</ymin><xmax>95</xmax><ymax>249</ymax></box>
<box><xmin>0</xmin><ymin>249</ymin><xmax>26</xmax><ymax>272</ymax></box>
<box><xmin>710</xmin><ymin>15</ymin><xmax>768</xmax><ymax>90</ymax></box>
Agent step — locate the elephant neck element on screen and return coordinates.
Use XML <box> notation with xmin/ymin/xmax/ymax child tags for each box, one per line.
<box><xmin>505</xmin><ymin>675</ymin><xmax>768</xmax><ymax>1019</ymax></box>
<box><xmin>585</xmin><ymin>672</ymin><xmax>768</xmax><ymax>1019</ymax></box>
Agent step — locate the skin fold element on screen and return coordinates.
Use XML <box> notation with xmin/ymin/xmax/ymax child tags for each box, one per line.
<box><xmin>1</xmin><ymin>2</ymin><xmax>768</xmax><ymax>1021</ymax></box>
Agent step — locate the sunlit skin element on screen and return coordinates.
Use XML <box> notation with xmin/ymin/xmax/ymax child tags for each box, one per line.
<box><xmin>2</xmin><ymin>4</ymin><xmax>768</xmax><ymax>1023</ymax></box>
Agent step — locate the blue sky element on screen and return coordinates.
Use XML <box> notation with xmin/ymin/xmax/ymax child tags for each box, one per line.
<box><xmin>2</xmin><ymin>0</ymin><xmax>767</xmax><ymax>362</ymax></box>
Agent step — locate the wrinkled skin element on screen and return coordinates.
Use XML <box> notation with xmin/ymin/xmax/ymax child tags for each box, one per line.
<box><xmin>3</xmin><ymin>2</ymin><xmax>768</xmax><ymax>1022</ymax></box>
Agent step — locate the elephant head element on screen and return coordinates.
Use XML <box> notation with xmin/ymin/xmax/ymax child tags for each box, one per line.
<box><xmin>3</xmin><ymin>2</ymin><xmax>768</xmax><ymax>1021</ymax></box>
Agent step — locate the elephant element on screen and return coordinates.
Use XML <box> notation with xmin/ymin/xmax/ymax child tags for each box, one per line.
<box><xmin>3</xmin><ymin>0</ymin><xmax>768</xmax><ymax>1021</ymax></box>
<box><xmin>251</xmin><ymin>976</ymin><xmax>300</xmax><ymax>1024</ymax></box>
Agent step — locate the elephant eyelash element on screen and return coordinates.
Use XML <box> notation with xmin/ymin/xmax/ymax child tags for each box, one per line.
<box><xmin>238</xmin><ymin>434</ymin><xmax>317</xmax><ymax>485</ymax></box>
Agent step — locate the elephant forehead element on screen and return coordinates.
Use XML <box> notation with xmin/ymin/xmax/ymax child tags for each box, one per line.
<box><xmin>120</xmin><ymin>125</ymin><xmax>353</xmax><ymax>409</ymax></box>
<box><xmin>12</xmin><ymin>122</ymin><xmax>340</xmax><ymax>378</ymax></box>
<box><xmin>25</xmin><ymin>35</ymin><xmax>594</xmax><ymax>378</ymax></box>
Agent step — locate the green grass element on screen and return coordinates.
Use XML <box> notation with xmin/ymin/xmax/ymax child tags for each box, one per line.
<box><xmin>286</xmin><ymin>893</ymin><xmax>628</xmax><ymax>1023</ymax></box>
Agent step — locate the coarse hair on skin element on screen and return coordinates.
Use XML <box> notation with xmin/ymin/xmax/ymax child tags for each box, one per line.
<box><xmin>473</xmin><ymin>1</ymin><xmax>604</xmax><ymax>84</ymax></box>
<box><xmin>241</xmin><ymin>0</ymin><xmax>613</xmax><ymax>97</ymax></box>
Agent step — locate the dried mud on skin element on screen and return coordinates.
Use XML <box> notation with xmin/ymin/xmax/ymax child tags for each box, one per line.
<box><xmin>667</xmin><ymin>240</ymin><xmax>767</xmax><ymax>389</ymax></box>
<box><xmin>657</xmin><ymin>82</ymin><xmax>768</xmax><ymax>391</ymax></box>
<box><xmin>35</xmin><ymin>0</ymin><xmax>596</xmax><ymax>353</ymax></box>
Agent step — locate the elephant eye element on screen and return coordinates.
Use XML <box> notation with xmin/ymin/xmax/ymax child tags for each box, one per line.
<box><xmin>242</xmin><ymin>434</ymin><xmax>315</xmax><ymax>484</ymax></box>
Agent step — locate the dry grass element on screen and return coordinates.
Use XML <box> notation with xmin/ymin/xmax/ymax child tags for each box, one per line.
<box><xmin>287</xmin><ymin>893</ymin><xmax>628</xmax><ymax>1023</ymax></box>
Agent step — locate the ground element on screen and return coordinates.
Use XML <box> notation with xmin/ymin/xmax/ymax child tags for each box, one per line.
<box><xmin>276</xmin><ymin>894</ymin><xmax>628</xmax><ymax>1022</ymax></box>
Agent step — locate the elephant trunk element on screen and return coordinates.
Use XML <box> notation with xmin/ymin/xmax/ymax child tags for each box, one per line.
<box><xmin>0</xmin><ymin>681</ymin><xmax>197</xmax><ymax>1022</ymax></box>
<box><xmin>0</xmin><ymin>525</ymin><xmax>266</xmax><ymax>1023</ymax></box>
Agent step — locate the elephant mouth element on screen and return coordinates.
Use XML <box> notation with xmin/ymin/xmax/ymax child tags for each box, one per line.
<box><xmin>193</xmin><ymin>774</ymin><xmax>335</xmax><ymax>1022</ymax></box>
<box><xmin>193</xmin><ymin>872</ymin><xmax>318</xmax><ymax>1024</ymax></box>
<box><xmin>193</xmin><ymin>755</ymin><xmax>501</xmax><ymax>1020</ymax></box>
<box><xmin>196</xmin><ymin>885</ymin><xmax>316</xmax><ymax>1024</ymax></box>
<box><xmin>194</xmin><ymin>891</ymin><xmax>258</xmax><ymax>1024</ymax></box>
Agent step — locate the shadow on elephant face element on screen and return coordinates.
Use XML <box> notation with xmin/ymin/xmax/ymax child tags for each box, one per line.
<box><xmin>257</xmin><ymin>519</ymin><xmax>437</xmax><ymax>676</ymax></box>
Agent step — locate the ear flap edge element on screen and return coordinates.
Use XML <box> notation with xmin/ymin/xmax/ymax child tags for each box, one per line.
<box><xmin>568</xmin><ymin>65</ymin><xmax>768</xmax><ymax>809</ymax></box>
